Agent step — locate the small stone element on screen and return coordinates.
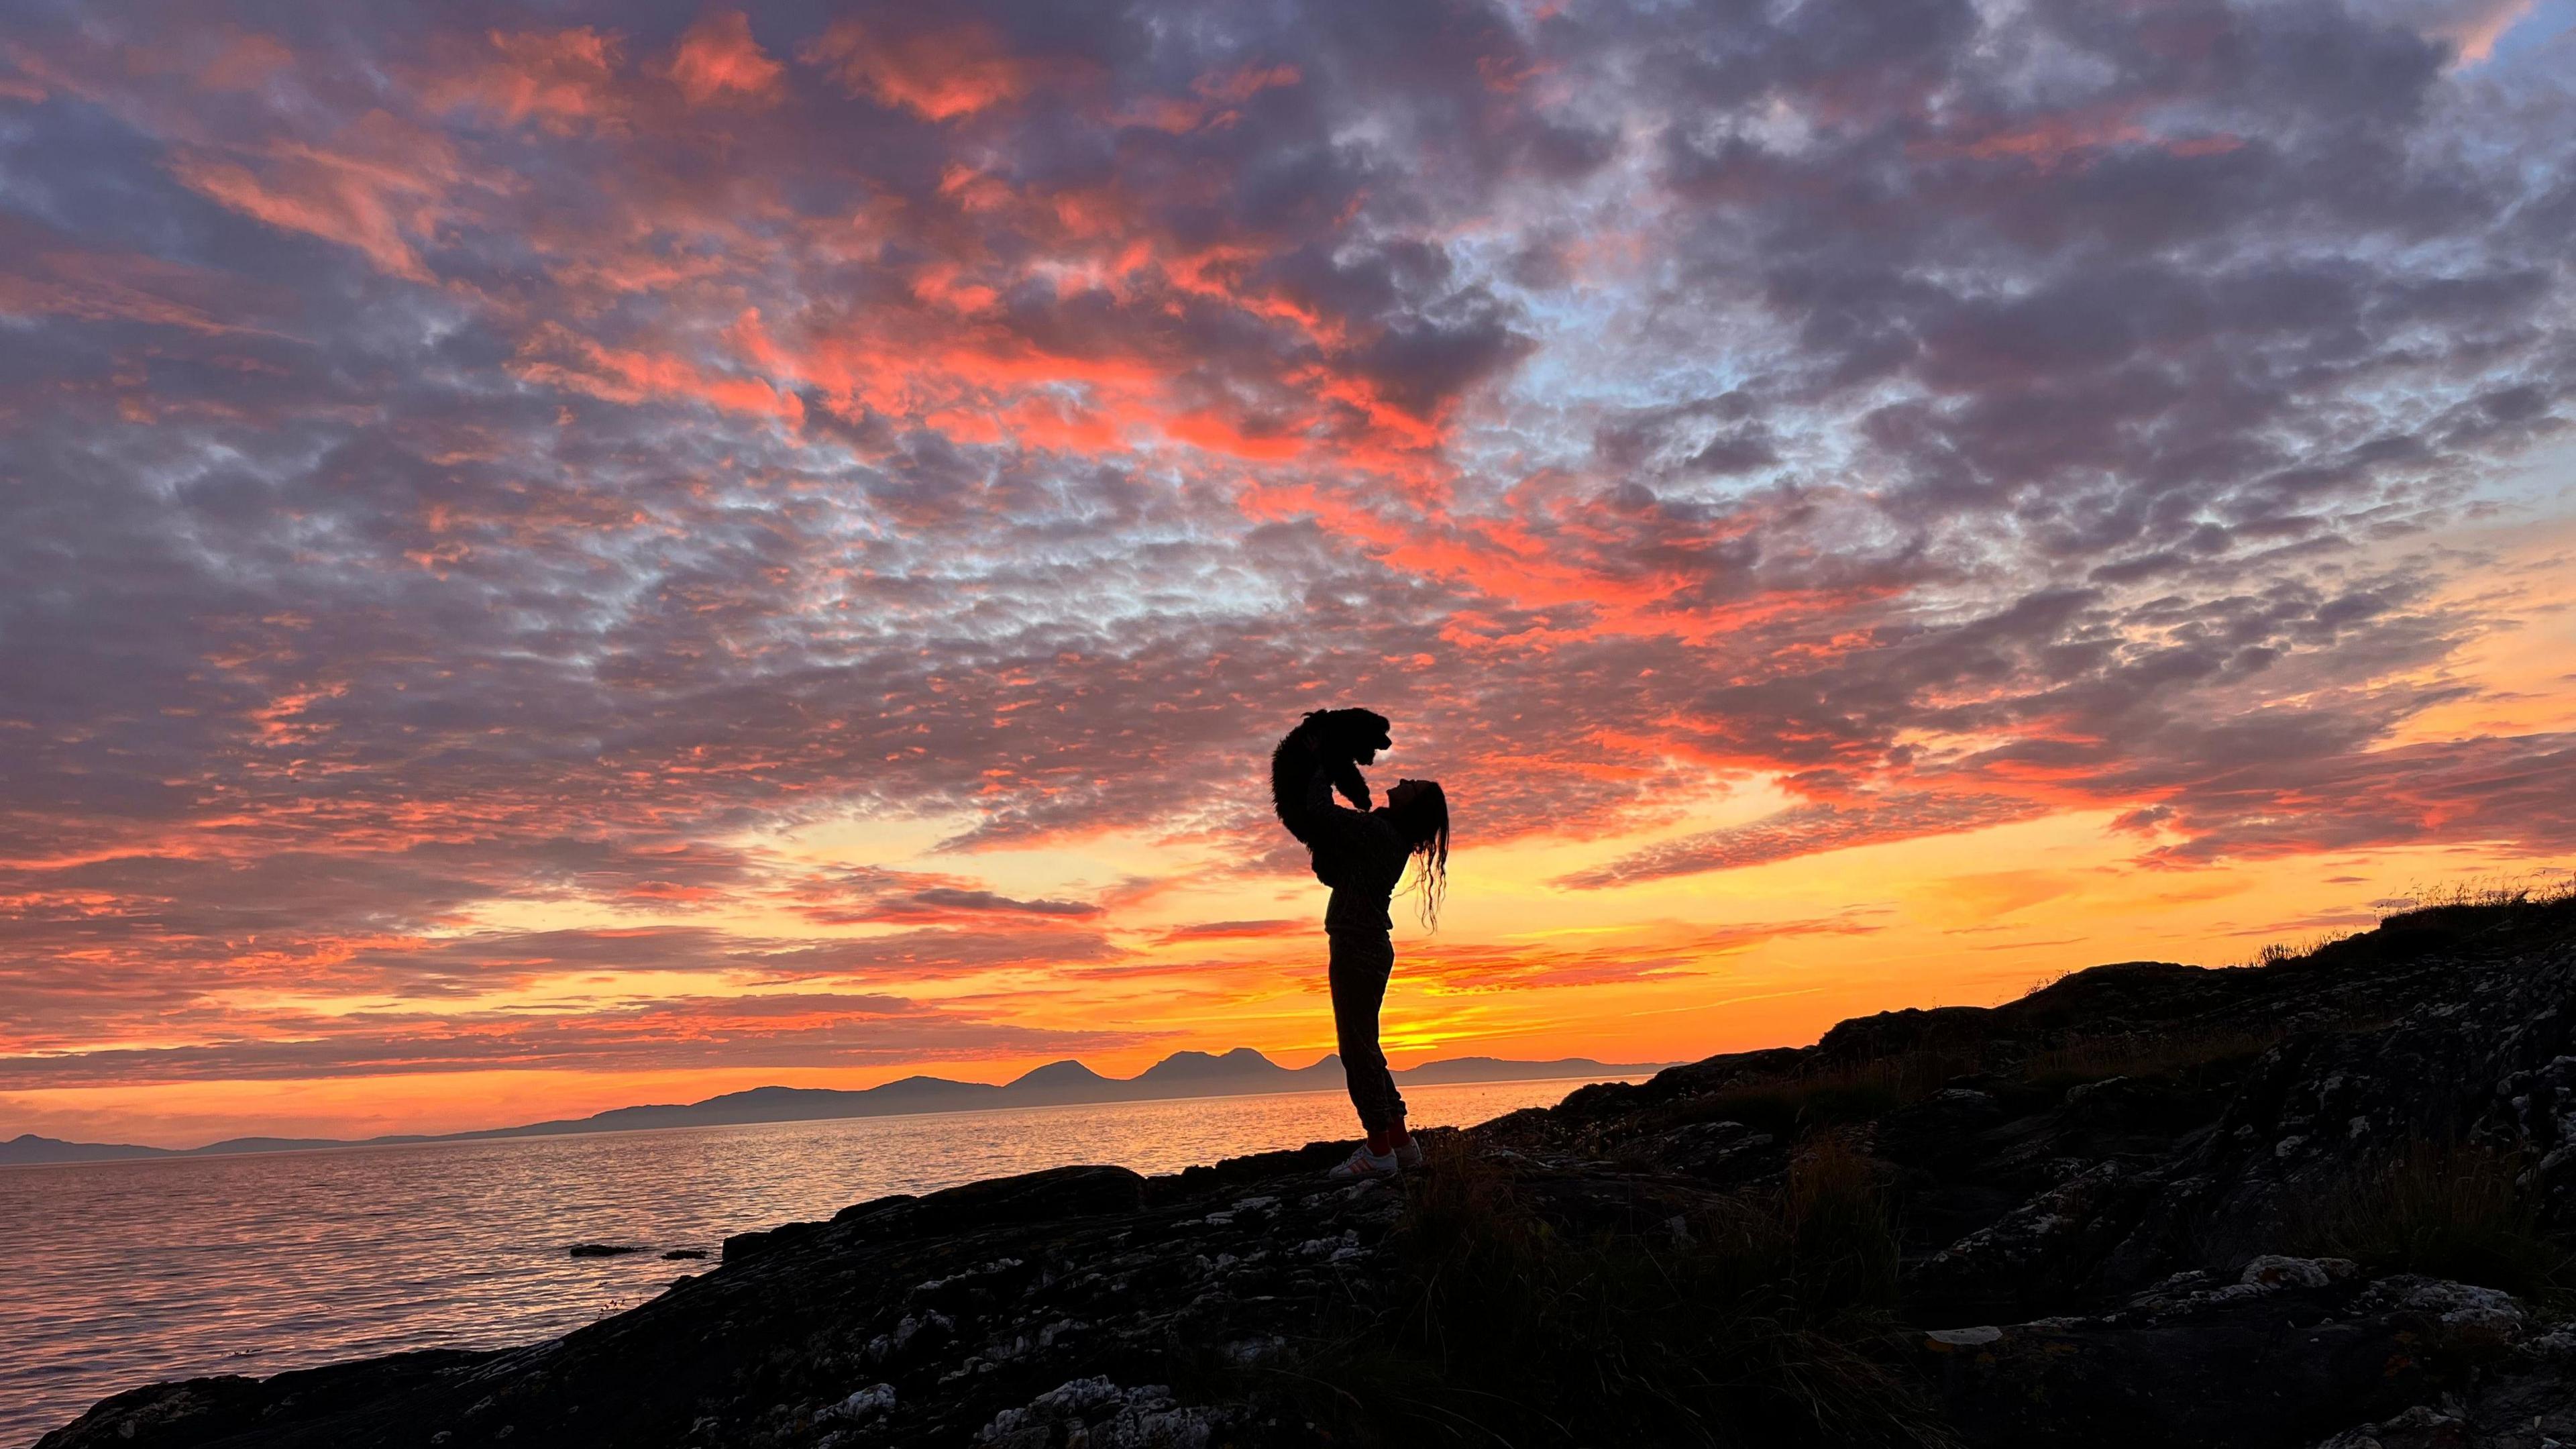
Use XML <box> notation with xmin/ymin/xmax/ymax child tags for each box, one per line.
<box><xmin>822</xmin><ymin>1383</ymin><xmax>897</xmax><ymax>1423</ymax></box>
<box><xmin>2239</xmin><ymin>1255</ymin><xmax>2335</xmax><ymax>1289</ymax></box>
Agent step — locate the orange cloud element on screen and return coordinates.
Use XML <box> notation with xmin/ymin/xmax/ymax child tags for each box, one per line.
<box><xmin>1409</xmin><ymin>917</ymin><xmax>1884</xmax><ymax>993</ymax></box>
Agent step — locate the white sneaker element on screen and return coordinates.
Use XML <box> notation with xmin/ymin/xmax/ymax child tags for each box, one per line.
<box><xmin>1326</xmin><ymin>1144</ymin><xmax>1399</xmax><ymax>1181</ymax></box>
<box><xmin>1390</xmin><ymin>1137</ymin><xmax>1424</xmax><ymax>1171</ymax></box>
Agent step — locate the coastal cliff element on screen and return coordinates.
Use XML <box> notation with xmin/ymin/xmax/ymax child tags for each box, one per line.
<box><xmin>42</xmin><ymin>890</ymin><xmax>2576</xmax><ymax>1448</ymax></box>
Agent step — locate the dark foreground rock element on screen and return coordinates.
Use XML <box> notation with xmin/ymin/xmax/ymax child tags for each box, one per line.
<box><xmin>40</xmin><ymin>893</ymin><xmax>2576</xmax><ymax>1448</ymax></box>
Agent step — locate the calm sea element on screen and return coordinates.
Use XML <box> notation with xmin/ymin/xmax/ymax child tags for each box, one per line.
<box><xmin>0</xmin><ymin>1077</ymin><xmax>1621</xmax><ymax>1446</ymax></box>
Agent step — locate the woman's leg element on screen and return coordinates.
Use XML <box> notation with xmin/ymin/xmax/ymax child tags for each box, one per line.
<box><xmin>1327</xmin><ymin>928</ymin><xmax>1403</xmax><ymax>1136</ymax></box>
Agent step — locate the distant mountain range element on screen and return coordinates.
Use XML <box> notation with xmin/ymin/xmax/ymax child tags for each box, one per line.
<box><xmin>1</xmin><ymin>1049</ymin><xmax>1668</xmax><ymax>1165</ymax></box>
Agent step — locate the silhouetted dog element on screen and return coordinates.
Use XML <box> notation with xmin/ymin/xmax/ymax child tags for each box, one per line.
<box><xmin>1271</xmin><ymin>707</ymin><xmax>1392</xmax><ymax>845</ymax></box>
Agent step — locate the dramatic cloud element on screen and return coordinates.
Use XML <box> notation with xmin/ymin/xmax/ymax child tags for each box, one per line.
<box><xmin>0</xmin><ymin>991</ymin><xmax>1146</xmax><ymax>1089</ymax></box>
<box><xmin>1409</xmin><ymin>916</ymin><xmax>1889</xmax><ymax>993</ymax></box>
<box><xmin>1561</xmin><ymin>795</ymin><xmax>2050</xmax><ymax>890</ymax></box>
<box><xmin>0</xmin><ymin>0</ymin><xmax>2569</xmax><ymax>1120</ymax></box>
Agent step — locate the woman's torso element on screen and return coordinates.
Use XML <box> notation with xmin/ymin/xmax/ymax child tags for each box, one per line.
<box><xmin>1318</xmin><ymin>806</ymin><xmax>1409</xmax><ymax>934</ymax></box>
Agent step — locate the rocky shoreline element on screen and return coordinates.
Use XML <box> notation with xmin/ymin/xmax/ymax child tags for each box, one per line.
<box><xmin>40</xmin><ymin>892</ymin><xmax>2576</xmax><ymax>1448</ymax></box>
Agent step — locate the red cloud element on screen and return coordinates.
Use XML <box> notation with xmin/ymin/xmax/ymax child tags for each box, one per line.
<box><xmin>426</xmin><ymin>27</ymin><xmax>627</xmax><ymax>135</ymax></box>
<box><xmin>802</xmin><ymin>19</ymin><xmax>1042</xmax><ymax>121</ymax></box>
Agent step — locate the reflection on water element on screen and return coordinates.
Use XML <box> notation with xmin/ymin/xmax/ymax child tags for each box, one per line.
<box><xmin>0</xmin><ymin>1077</ymin><xmax>1621</xmax><ymax>1445</ymax></box>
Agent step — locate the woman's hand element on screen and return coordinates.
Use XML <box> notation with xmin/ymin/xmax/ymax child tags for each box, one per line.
<box><xmin>1330</xmin><ymin>758</ymin><xmax>1373</xmax><ymax>811</ymax></box>
<box><xmin>1282</xmin><ymin>708</ymin><xmax>1385</xmax><ymax>812</ymax></box>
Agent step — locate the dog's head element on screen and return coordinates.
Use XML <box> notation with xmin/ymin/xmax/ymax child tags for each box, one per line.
<box><xmin>1312</xmin><ymin>706</ymin><xmax>1391</xmax><ymax>762</ymax></box>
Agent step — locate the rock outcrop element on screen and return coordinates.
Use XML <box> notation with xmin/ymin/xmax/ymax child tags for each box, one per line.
<box><xmin>39</xmin><ymin>894</ymin><xmax>2576</xmax><ymax>1448</ymax></box>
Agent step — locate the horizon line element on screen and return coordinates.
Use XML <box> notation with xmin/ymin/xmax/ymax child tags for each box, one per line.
<box><xmin>2</xmin><ymin>1046</ymin><xmax>1678</xmax><ymax>1159</ymax></box>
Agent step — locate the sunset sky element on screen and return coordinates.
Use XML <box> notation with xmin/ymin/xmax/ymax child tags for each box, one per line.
<box><xmin>2</xmin><ymin>0</ymin><xmax>2571</xmax><ymax>1148</ymax></box>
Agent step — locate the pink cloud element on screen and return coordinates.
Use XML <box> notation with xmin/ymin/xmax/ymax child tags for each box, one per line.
<box><xmin>663</xmin><ymin>11</ymin><xmax>783</xmax><ymax>108</ymax></box>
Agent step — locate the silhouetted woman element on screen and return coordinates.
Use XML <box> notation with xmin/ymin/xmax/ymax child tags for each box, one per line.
<box><xmin>1274</xmin><ymin>714</ymin><xmax>1450</xmax><ymax>1180</ymax></box>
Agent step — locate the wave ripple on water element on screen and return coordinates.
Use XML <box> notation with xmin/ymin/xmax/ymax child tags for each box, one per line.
<box><xmin>0</xmin><ymin>1077</ymin><xmax>1619</xmax><ymax>1446</ymax></box>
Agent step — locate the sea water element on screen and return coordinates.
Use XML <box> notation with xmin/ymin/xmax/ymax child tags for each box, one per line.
<box><xmin>0</xmin><ymin>1077</ymin><xmax>1624</xmax><ymax>1444</ymax></box>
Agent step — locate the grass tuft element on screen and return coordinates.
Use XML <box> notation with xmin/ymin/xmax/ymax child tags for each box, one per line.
<box><xmin>1284</xmin><ymin>1135</ymin><xmax>1952</xmax><ymax>1447</ymax></box>
<box><xmin>2018</xmin><ymin>1026</ymin><xmax>2279</xmax><ymax>1095</ymax></box>
<box><xmin>2384</xmin><ymin>871</ymin><xmax>2576</xmax><ymax>920</ymax></box>
<box><xmin>2246</xmin><ymin>931</ymin><xmax>2355</xmax><ymax>967</ymax></box>
<box><xmin>2297</xmin><ymin>1138</ymin><xmax>2576</xmax><ymax>1306</ymax></box>
<box><xmin>1646</xmin><ymin>1046</ymin><xmax>1990</xmax><ymax>1140</ymax></box>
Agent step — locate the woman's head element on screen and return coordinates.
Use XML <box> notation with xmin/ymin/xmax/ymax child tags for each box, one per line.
<box><xmin>1386</xmin><ymin>778</ymin><xmax>1450</xmax><ymax>929</ymax></box>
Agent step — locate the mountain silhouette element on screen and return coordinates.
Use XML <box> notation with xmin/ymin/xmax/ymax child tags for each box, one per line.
<box><xmin>1134</xmin><ymin>1047</ymin><xmax>1294</xmax><ymax>1081</ymax></box>
<box><xmin>0</xmin><ymin>1049</ymin><xmax>1664</xmax><ymax>1165</ymax></box>
<box><xmin>1007</xmin><ymin>1060</ymin><xmax>1112</xmax><ymax>1090</ymax></box>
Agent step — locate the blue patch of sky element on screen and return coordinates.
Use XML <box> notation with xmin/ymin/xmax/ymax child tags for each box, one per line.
<box><xmin>2484</xmin><ymin>0</ymin><xmax>2576</xmax><ymax>62</ymax></box>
